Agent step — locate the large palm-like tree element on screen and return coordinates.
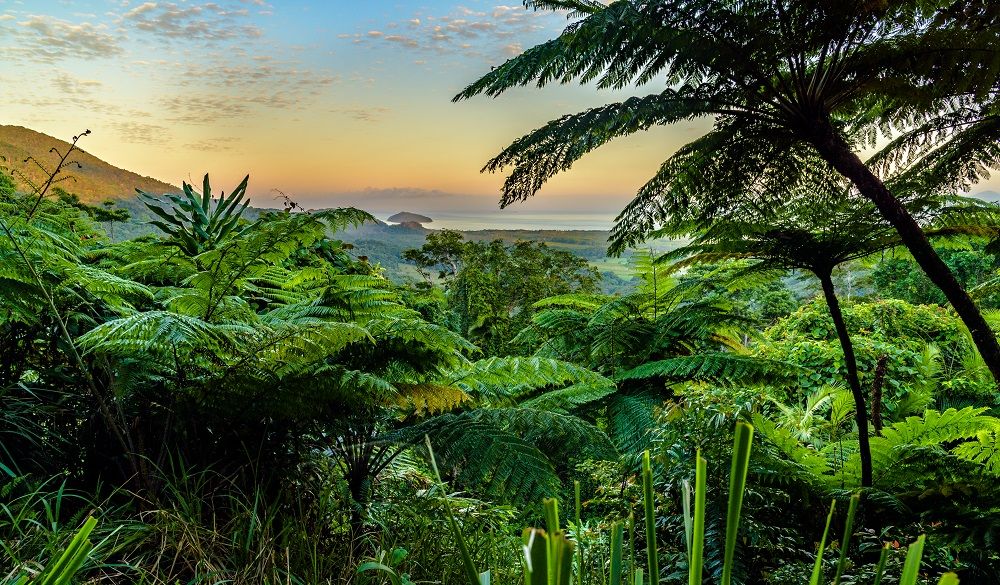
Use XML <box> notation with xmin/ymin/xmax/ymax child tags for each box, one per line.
<box><xmin>454</xmin><ymin>0</ymin><xmax>1000</xmax><ymax>382</ymax></box>
<box><xmin>657</xmin><ymin>180</ymin><xmax>995</xmax><ymax>486</ymax></box>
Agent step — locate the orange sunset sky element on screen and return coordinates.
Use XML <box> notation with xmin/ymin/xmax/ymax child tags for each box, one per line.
<box><xmin>0</xmin><ymin>1</ymin><xmax>995</xmax><ymax>219</ymax></box>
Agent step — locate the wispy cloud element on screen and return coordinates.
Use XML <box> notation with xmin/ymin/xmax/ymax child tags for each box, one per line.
<box><xmin>347</xmin><ymin>4</ymin><xmax>562</xmax><ymax>60</ymax></box>
<box><xmin>332</xmin><ymin>106</ymin><xmax>391</xmax><ymax>123</ymax></box>
<box><xmin>0</xmin><ymin>14</ymin><xmax>122</xmax><ymax>62</ymax></box>
<box><xmin>122</xmin><ymin>2</ymin><xmax>263</xmax><ymax>42</ymax></box>
<box><xmin>162</xmin><ymin>95</ymin><xmax>250</xmax><ymax>124</ymax></box>
<box><xmin>52</xmin><ymin>72</ymin><xmax>103</xmax><ymax>95</ymax></box>
<box><xmin>175</xmin><ymin>58</ymin><xmax>338</xmax><ymax>96</ymax></box>
<box><xmin>113</xmin><ymin>120</ymin><xmax>170</xmax><ymax>144</ymax></box>
<box><xmin>184</xmin><ymin>137</ymin><xmax>243</xmax><ymax>152</ymax></box>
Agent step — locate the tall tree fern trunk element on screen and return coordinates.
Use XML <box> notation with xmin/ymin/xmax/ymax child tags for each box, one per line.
<box><xmin>347</xmin><ymin>461</ymin><xmax>373</xmax><ymax>555</ymax></box>
<box><xmin>809</xmin><ymin>122</ymin><xmax>1000</xmax><ymax>387</ymax></box>
<box><xmin>818</xmin><ymin>271</ymin><xmax>873</xmax><ymax>488</ymax></box>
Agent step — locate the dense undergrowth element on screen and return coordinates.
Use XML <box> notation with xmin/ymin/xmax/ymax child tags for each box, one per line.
<box><xmin>3</xmin><ymin>163</ymin><xmax>1000</xmax><ymax>584</ymax></box>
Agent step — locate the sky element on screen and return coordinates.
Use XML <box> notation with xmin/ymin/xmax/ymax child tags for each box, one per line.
<box><xmin>0</xmin><ymin>1</ymin><xmax>995</xmax><ymax>222</ymax></box>
<box><xmin>0</xmin><ymin>0</ymin><xmax>709</xmax><ymax>219</ymax></box>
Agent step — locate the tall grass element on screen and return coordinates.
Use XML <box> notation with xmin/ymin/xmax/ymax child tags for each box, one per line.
<box><xmin>428</xmin><ymin>422</ymin><xmax>960</xmax><ymax>585</ymax></box>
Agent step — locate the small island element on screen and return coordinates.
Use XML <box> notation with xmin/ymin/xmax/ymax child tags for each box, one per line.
<box><xmin>387</xmin><ymin>211</ymin><xmax>433</xmax><ymax>226</ymax></box>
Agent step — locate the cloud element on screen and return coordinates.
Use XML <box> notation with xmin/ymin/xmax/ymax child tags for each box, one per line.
<box><xmin>176</xmin><ymin>59</ymin><xmax>338</xmax><ymax>95</ymax></box>
<box><xmin>502</xmin><ymin>43</ymin><xmax>523</xmax><ymax>57</ymax></box>
<box><xmin>0</xmin><ymin>14</ymin><xmax>122</xmax><ymax>62</ymax></box>
<box><xmin>184</xmin><ymin>137</ymin><xmax>242</xmax><ymax>152</ymax></box>
<box><xmin>122</xmin><ymin>2</ymin><xmax>263</xmax><ymax>41</ymax></box>
<box><xmin>159</xmin><ymin>58</ymin><xmax>337</xmax><ymax>122</ymax></box>
<box><xmin>332</xmin><ymin>106</ymin><xmax>391</xmax><ymax>122</ymax></box>
<box><xmin>162</xmin><ymin>95</ymin><xmax>250</xmax><ymax>124</ymax></box>
<box><xmin>353</xmin><ymin>4</ymin><xmax>563</xmax><ymax>59</ymax></box>
<box><xmin>52</xmin><ymin>72</ymin><xmax>102</xmax><ymax>95</ymax></box>
<box><xmin>113</xmin><ymin>121</ymin><xmax>170</xmax><ymax>144</ymax></box>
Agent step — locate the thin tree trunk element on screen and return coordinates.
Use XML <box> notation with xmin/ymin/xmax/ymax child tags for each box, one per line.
<box><xmin>818</xmin><ymin>271</ymin><xmax>873</xmax><ymax>488</ymax></box>
<box><xmin>809</xmin><ymin>124</ymin><xmax>1000</xmax><ymax>386</ymax></box>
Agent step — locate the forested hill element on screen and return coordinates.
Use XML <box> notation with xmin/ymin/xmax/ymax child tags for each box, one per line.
<box><xmin>0</xmin><ymin>125</ymin><xmax>179</xmax><ymax>203</ymax></box>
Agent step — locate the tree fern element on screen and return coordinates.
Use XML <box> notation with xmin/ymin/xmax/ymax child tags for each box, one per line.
<box><xmin>953</xmin><ymin>430</ymin><xmax>1000</xmax><ymax>476</ymax></box>
<box><xmin>399</xmin><ymin>407</ymin><xmax>615</xmax><ymax>503</ymax></box>
<box><xmin>445</xmin><ymin>356</ymin><xmax>614</xmax><ymax>403</ymax></box>
<box><xmin>616</xmin><ymin>353</ymin><xmax>801</xmax><ymax>387</ymax></box>
<box><xmin>518</xmin><ymin>381</ymin><xmax>618</xmax><ymax>414</ymax></box>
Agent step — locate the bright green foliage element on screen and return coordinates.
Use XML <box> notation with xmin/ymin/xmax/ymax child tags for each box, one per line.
<box><xmin>832</xmin><ymin>494</ymin><xmax>860</xmax><ymax>585</ymax></box>
<box><xmin>754</xmin><ymin>406</ymin><xmax>999</xmax><ymax>489</ymax></box>
<box><xmin>357</xmin><ymin>548</ymin><xmax>416</xmax><ymax>585</ymax></box>
<box><xmin>405</xmin><ymin>231</ymin><xmax>601</xmax><ymax>356</ymax></box>
<box><xmin>137</xmin><ymin>174</ymin><xmax>253</xmax><ymax>256</ymax></box>
<box><xmin>688</xmin><ymin>451</ymin><xmax>707</xmax><ymax>585</ymax></box>
<box><xmin>953</xmin><ymin>429</ymin><xmax>1000</xmax><ymax>475</ymax></box>
<box><xmin>519</xmin><ymin>259</ymin><xmax>787</xmax><ymax>454</ymax></box>
<box><xmin>761</xmin><ymin>299</ymin><xmax>990</xmax><ymax>410</ymax></box>
<box><xmin>641</xmin><ymin>451</ymin><xmax>658</xmax><ymax>585</ymax></box>
<box><xmin>11</xmin><ymin>516</ymin><xmax>97</xmax><ymax>585</ymax></box>
<box><xmin>522</xmin><ymin>527</ymin><xmax>575</xmax><ymax>585</ymax></box>
<box><xmin>872</xmin><ymin>248</ymin><xmax>1000</xmax><ymax>308</ymax></box>
<box><xmin>721</xmin><ymin>422</ymin><xmax>753</xmax><ymax>585</ymax></box>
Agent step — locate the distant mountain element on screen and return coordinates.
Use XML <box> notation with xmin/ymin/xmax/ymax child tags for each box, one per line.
<box><xmin>974</xmin><ymin>190</ymin><xmax>1000</xmax><ymax>203</ymax></box>
<box><xmin>0</xmin><ymin>125</ymin><xmax>179</xmax><ymax>203</ymax></box>
<box><xmin>387</xmin><ymin>211</ymin><xmax>433</xmax><ymax>224</ymax></box>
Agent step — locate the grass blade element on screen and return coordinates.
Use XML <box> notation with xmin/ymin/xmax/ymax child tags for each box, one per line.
<box><xmin>426</xmin><ymin>435</ymin><xmax>482</xmax><ymax>585</ymax></box>
<box><xmin>610</xmin><ymin>521</ymin><xmax>623</xmax><ymax>585</ymax></box>
<box><xmin>545</xmin><ymin>497</ymin><xmax>560</xmax><ymax>535</ymax></box>
<box><xmin>681</xmin><ymin>479</ymin><xmax>692</xmax><ymax>564</ymax></box>
<box><xmin>832</xmin><ymin>493</ymin><xmax>860</xmax><ymax>585</ymax></box>
<box><xmin>627</xmin><ymin>513</ymin><xmax>635</xmax><ymax>584</ymax></box>
<box><xmin>721</xmin><ymin>421</ymin><xmax>753</xmax><ymax>585</ymax></box>
<box><xmin>899</xmin><ymin>535</ymin><xmax>926</xmax><ymax>585</ymax></box>
<box><xmin>688</xmin><ymin>451</ymin><xmax>706</xmax><ymax>585</ymax></box>
<box><xmin>809</xmin><ymin>500</ymin><xmax>837</xmax><ymax>585</ymax></box>
<box><xmin>937</xmin><ymin>573</ymin><xmax>959</xmax><ymax>585</ymax></box>
<box><xmin>575</xmin><ymin>481</ymin><xmax>583</xmax><ymax>585</ymax></box>
<box><xmin>872</xmin><ymin>543</ymin><xmax>890</xmax><ymax>585</ymax></box>
<box><xmin>37</xmin><ymin>515</ymin><xmax>97</xmax><ymax>585</ymax></box>
<box><xmin>641</xmin><ymin>450</ymin><xmax>659</xmax><ymax>584</ymax></box>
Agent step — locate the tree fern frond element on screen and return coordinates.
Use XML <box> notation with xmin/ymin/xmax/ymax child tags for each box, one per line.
<box><xmin>608</xmin><ymin>392</ymin><xmax>661</xmax><ymax>453</ymax></box>
<box><xmin>78</xmin><ymin>310</ymin><xmax>250</xmax><ymax>356</ymax></box>
<box><xmin>533</xmin><ymin>293</ymin><xmax>609</xmax><ymax>311</ymax></box>
<box><xmin>401</xmin><ymin>413</ymin><xmax>561</xmax><ymax>503</ymax></box>
<box><xmin>616</xmin><ymin>352</ymin><xmax>800</xmax><ymax>386</ymax></box>
<box><xmin>953</xmin><ymin>428</ymin><xmax>1000</xmax><ymax>476</ymax></box>
<box><xmin>752</xmin><ymin>413</ymin><xmax>834</xmax><ymax>480</ymax></box>
<box><xmin>446</xmin><ymin>356</ymin><xmax>613</xmax><ymax>403</ymax></box>
<box><xmin>841</xmin><ymin>407</ymin><xmax>995</xmax><ymax>486</ymax></box>
<box><xmin>518</xmin><ymin>381</ymin><xmax>618</xmax><ymax>413</ymax></box>
<box><xmin>394</xmin><ymin>383</ymin><xmax>473</xmax><ymax>416</ymax></box>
